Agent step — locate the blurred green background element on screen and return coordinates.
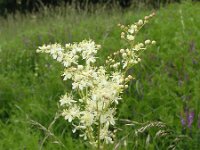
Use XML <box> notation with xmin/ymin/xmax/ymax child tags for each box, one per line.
<box><xmin>0</xmin><ymin>0</ymin><xmax>200</xmax><ymax>149</ymax></box>
<box><xmin>0</xmin><ymin>0</ymin><xmax>198</xmax><ymax>15</ymax></box>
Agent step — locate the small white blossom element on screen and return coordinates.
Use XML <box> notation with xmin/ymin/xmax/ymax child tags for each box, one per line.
<box><xmin>80</xmin><ymin>111</ymin><xmax>95</xmax><ymax>126</ymax></box>
<box><xmin>127</xmin><ymin>34</ymin><xmax>135</xmax><ymax>41</ymax></box>
<box><xmin>138</xmin><ymin>19</ymin><xmax>143</xmax><ymax>26</ymax></box>
<box><xmin>62</xmin><ymin>106</ymin><xmax>80</xmax><ymax>122</ymax></box>
<box><xmin>100</xmin><ymin>109</ymin><xmax>115</xmax><ymax>126</ymax></box>
<box><xmin>59</xmin><ymin>93</ymin><xmax>76</xmax><ymax>106</ymax></box>
<box><xmin>145</xmin><ymin>39</ymin><xmax>151</xmax><ymax>45</ymax></box>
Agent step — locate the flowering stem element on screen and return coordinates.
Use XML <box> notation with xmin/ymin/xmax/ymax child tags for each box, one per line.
<box><xmin>87</xmin><ymin>127</ymin><xmax>95</xmax><ymax>147</ymax></box>
<box><xmin>96</xmin><ymin>100</ymin><xmax>101</xmax><ymax>150</ymax></box>
<box><xmin>97</xmin><ymin>117</ymin><xmax>101</xmax><ymax>150</ymax></box>
<box><xmin>37</xmin><ymin>13</ymin><xmax>156</xmax><ymax>149</ymax></box>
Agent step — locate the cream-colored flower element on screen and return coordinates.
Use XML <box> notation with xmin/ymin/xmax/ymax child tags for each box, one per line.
<box><xmin>62</xmin><ymin>106</ymin><xmax>80</xmax><ymax>122</ymax></box>
<box><xmin>127</xmin><ymin>34</ymin><xmax>135</xmax><ymax>41</ymax></box>
<box><xmin>37</xmin><ymin>13</ymin><xmax>156</xmax><ymax>148</ymax></box>
<box><xmin>59</xmin><ymin>93</ymin><xmax>76</xmax><ymax>106</ymax></box>
<box><xmin>80</xmin><ymin>111</ymin><xmax>95</xmax><ymax>126</ymax></box>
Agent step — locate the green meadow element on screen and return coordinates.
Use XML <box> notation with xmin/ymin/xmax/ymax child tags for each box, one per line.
<box><xmin>0</xmin><ymin>1</ymin><xmax>200</xmax><ymax>149</ymax></box>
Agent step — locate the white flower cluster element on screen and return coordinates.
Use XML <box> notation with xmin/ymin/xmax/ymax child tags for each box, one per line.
<box><xmin>37</xmin><ymin>13</ymin><xmax>156</xmax><ymax>148</ymax></box>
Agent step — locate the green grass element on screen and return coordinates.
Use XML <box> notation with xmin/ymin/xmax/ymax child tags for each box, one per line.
<box><xmin>0</xmin><ymin>1</ymin><xmax>200</xmax><ymax>149</ymax></box>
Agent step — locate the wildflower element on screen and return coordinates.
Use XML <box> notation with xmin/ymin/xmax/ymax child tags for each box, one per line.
<box><xmin>100</xmin><ymin>124</ymin><xmax>114</xmax><ymax>144</ymax></box>
<box><xmin>120</xmin><ymin>49</ymin><xmax>125</xmax><ymax>53</ymax></box>
<box><xmin>100</xmin><ymin>109</ymin><xmax>116</xmax><ymax>126</ymax></box>
<box><xmin>127</xmin><ymin>35</ymin><xmax>135</xmax><ymax>41</ymax></box>
<box><xmin>128</xmin><ymin>25</ymin><xmax>135</xmax><ymax>34</ymax></box>
<box><xmin>152</xmin><ymin>40</ymin><xmax>156</xmax><ymax>45</ymax></box>
<box><xmin>80</xmin><ymin>111</ymin><xmax>95</xmax><ymax>126</ymax></box>
<box><xmin>137</xmin><ymin>19</ymin><xmax>143</xmax><ymax>26</ymax></box>
<box><xmin>180</xmin><ymin>116</ymin><xmax>186</xmax><ymax>126</ymax></box>
<box><xmin>37</xmin><ymin>13</ymin><xmax>156</xmax><ymax>148</ymax></box>
<box><xmin>59</xmin><ymin>93</ymin><xmax>76</xmax><ymax>106</ymax></box>
<box><xmin>187</xmin><ymin>111</ymin><xmax>194</xmax><ymax>128</ymax></box>
<box><xmin>180</xmin><ymin>109</ymin><xmax>195</xmax><ymax>128</ymax></box>
<box><xmin>62</xmin><ymin>106</ymin><xmax>80</xmax><ymax>122</ymax></box>
<box><xmin>145</xmin><ymin>40</ymin><xmax>151</xmax><ymax>45</ymax></box>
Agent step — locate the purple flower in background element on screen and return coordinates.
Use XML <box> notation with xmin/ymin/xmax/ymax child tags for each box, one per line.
<box><xmin>180</xmin><ymin>112</ymin><xmax>186</xmax><ymax>126</ymax></box>
<box><xmin>180</xmin><ymin>117</ymin><xmax>186</xmax><ymax>126</ymax></box>
<box><xmin>187</xmin><ymin>111</ymin><xmax>194</xmax><ymax>128</ymax></box>
<box><xmin>180</xmin><ymin>110</ymin><xmax>195</xmax><ymax>128</ymax></box>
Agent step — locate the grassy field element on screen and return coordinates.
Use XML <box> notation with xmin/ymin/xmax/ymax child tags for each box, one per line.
<box><xmin>0</xmin><ymin>1</ymin><xmax>200</xmax><ymax>149</ymax></box>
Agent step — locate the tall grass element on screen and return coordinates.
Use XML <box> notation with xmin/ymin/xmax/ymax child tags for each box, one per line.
<box><xmin>0</xmin><ymin>1</ymin><xmax>200</xmax><ymax>149</ymax></box>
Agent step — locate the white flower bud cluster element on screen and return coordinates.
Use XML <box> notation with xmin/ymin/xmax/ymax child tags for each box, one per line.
<box><xmin>37</xmin><ymin>13</ymin><xmax>156</xmax><ymax>148</ymax></box>
<box><xmin>107</xmin><ymin>13</ymin><xmax>156</xmax><ymax>70</ymax></box>
<box><xmin>118</xmin><ymin>12</ymin><xmax>155</xmax><ymax>42</ymax></box>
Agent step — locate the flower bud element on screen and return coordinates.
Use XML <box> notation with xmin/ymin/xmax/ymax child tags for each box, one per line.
<box><xmin>152</xmin><ymin>40</ymin><xmax>156</xmax><ymax>45</ymax></box>
<box><xmin>128</xmin><ymin>75</ymin><xmax>133</xmax><ymax>80</ymax></box>
<box><xmin>127</xmin><ymin>51</ymin><xmax>131</xmax><ymax>56</ymax></box>
<box><xmin>125</xmin><ymin>85</ymin><xmax>128</xmax><ymax>88</ymax></box>
<box><xmin>120</xmin><ymin>49</ymin><xmax>125</xmax><ymax>53</ymax></box>
<box><xmin>145</xmin><ymin>16</ymin><xmax>149</xmax><ymax>20</ymax></box>
<box><xmin>97</xmin><ymin>45</ymin><xmax>101</xmax><ymax>49</ymax></box>
<box><xmin>120</xmin><ymin>78</ymin><xmax>124</xmax><ymax>83</ymax></box>
<box><xmin>150</xmin><ymin>12</ymin><xmax>155</xmax><ymax>17</ymax></box>
<box><xmin>113</xmin><ymin>64</ymin><xmax>118</xmax><ymax>68</ymax></box>
<box><xmin>129</xmin><ymin>60</ymin><xmax>134</xmax><ymax>64</ymax></box>
<box><xmin>144</xmin><ymin>20</ymin><xmax>148</xmax><ymax>24</ymax></box>
<box><xmin>145</xmin><ymin>40</ymin><xmax>151</xmax><ymax>45</ymax></box>
<box><xmin>122</xmin><ymin>53</ymin><xmax>127</xmax><ymax>58</ymax></box>
<box><xmin>119</xmin><ymin>85</ymin><xmax>124</xmax><ymax>88</ymax></box>
<box><xmin>139</xmin><ymin>43</ymin><xmax>144</xmax><ymax>47</ymax></box>
<box><xmin>125</xmin><ymin>78</ymin><xmax>129</xmax><ymax>82</ymax></box>
<box><xmin>138</xmin><ymin>20</ymin><xmax>143</xmax><ymax>26</ymax></box>
<box><xmin>127</xmin><ymin>35</ymin><xmax>135</xmax><ymax>41</ymax></box>
<box><xmin>134</xmin><ymin>25</ymin><xmax>138</xmax><ymax>30</ymax></box>
<box><xmin>77</xmin><ymin>65</ymin><xmax>84</xmax><ymax>70</ymax></box>
<box><xmin>120</xmin><ymin>25</ymin><xmax>125</xmax><ymax>29</ymax></box>
<box><xmin>74</xmin><ymin>55</ymin><xmax>79</xmax><ymax>60</ymax></box>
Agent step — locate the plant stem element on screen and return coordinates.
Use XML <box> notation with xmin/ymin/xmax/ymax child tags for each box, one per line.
<box><xmin>97</xmin><ymin>100</ymin><xmax>101</xmax><ymax>150</ymax></box>
<box><xmin>97</xmin><ymin>117</ymin><xmax>101</xmax><ymax>150</ymax></box>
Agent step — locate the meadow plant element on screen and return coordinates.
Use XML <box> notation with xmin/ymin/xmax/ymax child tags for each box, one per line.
<box><xmin>180</xmin><ymin>110</ymin><xmax>195</xmax><ymax>128</ymax></box>
<box><xmin>37</xmin><ymin>13</ymin><xmax>156</xmax><ymax>149</ymax></box>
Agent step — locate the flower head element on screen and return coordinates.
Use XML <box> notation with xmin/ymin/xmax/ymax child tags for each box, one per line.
<box><xmin>37</xmin><ymin>13</ymin><xmax>156</xmax><ymax>148</ymax></box>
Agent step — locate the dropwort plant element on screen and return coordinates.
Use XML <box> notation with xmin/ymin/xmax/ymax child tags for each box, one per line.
<box><xmin>37</xmin><ymin>13</ymin><xmax>156</xmax><ymax>149</ymax></box>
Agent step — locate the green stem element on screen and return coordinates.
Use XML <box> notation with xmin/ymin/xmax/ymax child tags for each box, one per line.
<box><xmin>96</xmin><ymin>100</ymin><xmax>101</xmax><ymax>150</ymax></box>
<box><xmin>97</xmin><ymin>117</ymin><xmax>101</xmax><ymax>150</ymax></box>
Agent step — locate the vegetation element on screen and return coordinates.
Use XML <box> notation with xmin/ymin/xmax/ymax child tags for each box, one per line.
<box><xmin>0</xmin><ymin>0</ymin><xmax>190</xmax><ymax>15</ymax></box>
<box><xmin>0</xmin><ymin>1</ymin><xmax>200</xmax><ymax>149</ymax></box>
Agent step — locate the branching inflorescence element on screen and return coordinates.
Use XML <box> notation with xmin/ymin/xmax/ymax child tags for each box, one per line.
<box><xmin>37</xmin><ymin>13</ymin><xmax>156</xmax><ymax>149</ymax></box>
